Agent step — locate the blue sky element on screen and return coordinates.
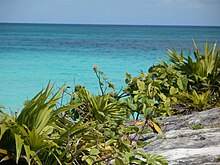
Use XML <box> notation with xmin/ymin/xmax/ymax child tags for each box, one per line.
<box><xmin>0</xmin><ymin>0</ymin><xmax>220</xmax><ymax>26</ymax></box>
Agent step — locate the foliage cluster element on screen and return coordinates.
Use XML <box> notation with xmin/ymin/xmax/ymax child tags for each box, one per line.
<box><xmin>0</xmin><ymin>41</ymin><xmax>219</xmax><ymax>164</ymax></box>
<box><xmin>0</xmin><ymin>84</ymin><xmax>166</xmax><ymax>164</ymax></box>
<box><xmin>123</xmin><ymin>41</ymin><xmax>220</xmax><ymax>116</ymax></box>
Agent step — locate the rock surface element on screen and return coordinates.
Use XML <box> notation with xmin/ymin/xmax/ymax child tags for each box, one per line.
<box><xmin>141</xmin><ymin>107</ymin><xmax>220</xmax><ymax>164</ymax></box>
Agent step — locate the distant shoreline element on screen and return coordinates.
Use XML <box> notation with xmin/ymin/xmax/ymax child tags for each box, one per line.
<box><xmin>0</xmin><ymin>22</ymin><xmax>220</xmax><ymax>28</ymax></box>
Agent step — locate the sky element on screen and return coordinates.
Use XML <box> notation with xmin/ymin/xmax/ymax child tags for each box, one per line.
<box><xmin>0</xmin><ymin>0</ymin><xmax>220</xmax><ymax>26</ymax></box>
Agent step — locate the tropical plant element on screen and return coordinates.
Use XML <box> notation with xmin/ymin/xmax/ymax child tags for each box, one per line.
<box><xmin>0</xmin><ymin>83</ymin><xmax>83</xmax><ymax>164</ymax></box>
<box><xmin>0</xmin><ymin>81</ymin><xmax>167</xmax><ymax>165</ymax></box>
<box><xmin>63</xmin><ymin>67</ymin><xmax>167</xmax><ymax>164</ymax></box>
<box><xmin>177</xmin><ymin>90</ymin><xmax>211</xmax><ymax>110</ymax></box>
<box><xmin>123</xmin><ymin>41</ymin><xmax>220</xmax><ymax>115</ymax></box>
<box><xmin>70</xmin><ymin>86</ymin><xmax>126</xmax><ymax>123</ymax></box>
<box><xmin>5</xmin><ymin>40</ymin><xmax>218</xmax><ymax>164</ymax></box>
<box><xmin>167</xmin><ymin>41</ymin><xmax>220</xmax><ymax>109</ymax></box>
<box><xmin>168</xmin><ymin>41</ymin><xmax>220</xmax><ymax>92</ymax></box>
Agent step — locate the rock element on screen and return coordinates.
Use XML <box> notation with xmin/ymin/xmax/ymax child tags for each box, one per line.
<box><xmin>141</xmin><ymin>107</ymin><xmax>220</xmax><ymax>164</ymax></box>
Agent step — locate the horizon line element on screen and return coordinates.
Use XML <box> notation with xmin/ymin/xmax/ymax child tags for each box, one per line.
<box><xmin>0</xmin><ymin>22</ymin><xmax>220</xmax><ymax>27</ymax></box>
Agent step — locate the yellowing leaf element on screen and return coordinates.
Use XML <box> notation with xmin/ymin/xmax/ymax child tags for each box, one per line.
<box><xmin>134</xmin><ymin>95</ymin><xmax>139</xmax><ymax>102</ymax></box>
<box><xmin>147</xmin><ymin>121</ymin><xmax>154</xmax><ymax>128</ymax></box>
<box><xmin>0</xmin><ymin>148</ymin><xmax>7</xmax><ymax>155</ymax></box>
<box><xmin>151</xmin><ymin>121</ymin><xmax>163</xmax><ymax>135</ymax></box>
<box><xmin>135</xmin><ymin>120</ymin><xmax>144</xmax><ymax>126</ymax></box>
<box><xmin>105</xmin><ymin>146</ymin><xmax>112</xmax><ymax>150</ymax></box>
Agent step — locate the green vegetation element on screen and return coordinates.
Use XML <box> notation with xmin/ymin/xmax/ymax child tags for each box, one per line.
<box><xmin>0</xmin><ymin>41</ymin><xmax>219</xmax><ymax>164</ymax></box>
<box><xmin>191</xmin><ymin>124</ymin><xmax>203</xmax><ymax>130</ymax></box>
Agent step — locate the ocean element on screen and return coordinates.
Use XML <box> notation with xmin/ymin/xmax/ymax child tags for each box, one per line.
<box><xmin>0</xmin><ymin>23</ymin><xmax>220</xmax><ymax>112</ymax></box>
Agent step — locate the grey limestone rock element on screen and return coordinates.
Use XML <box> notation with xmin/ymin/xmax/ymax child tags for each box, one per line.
<box><xmin>141</xmin><ymin>107</ymin><xmax>220</xmax><ymax>164</ymax></box>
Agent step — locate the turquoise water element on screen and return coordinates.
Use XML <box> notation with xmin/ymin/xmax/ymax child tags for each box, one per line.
<box><xmin>0</xmin><ymin>23</ymin><xmax>220</xmax><ymax>112</ymax></box>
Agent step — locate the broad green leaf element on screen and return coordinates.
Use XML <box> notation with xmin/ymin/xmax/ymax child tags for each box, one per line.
<box><xmin>137</xmin><ymin>79</ymin><xmax>146</xmax><ymax>91</ymax></box>
<box><xmin>86</xmin><ymin>158</ymin><xmax>93</xmax><ymax>165</ymax></box>
<box><xmin>82</xmin><ymin>155</ymin><xmax>88</xmax><ymax>161</ymax></box>
<box><xmin>159</xmin><ymin>93</ymin><xmax>166</xmax><ymax>101</ymax></box>
<box><xmin>177</xmin><ymin>77</ymin><xmax>188</xmax><ymax>91</ymax></box>
<box><xmin>89</xmin><ymin>148</ymin><xmax>100</xmax><ymax>156</ymax></box>
<box><xmin>147</xmin><ymin>99</ymin><xmax>155</xmax><ymax>107</ymax></box>
<box><xmin>169</xmin><ymin>86</ymin><xmax>178</xmax><ymax>95</ymax></box>
<box><xmin>104</xmin><ymin>130</ymin><xmax>115</xmax><ymax>138</ymax></box>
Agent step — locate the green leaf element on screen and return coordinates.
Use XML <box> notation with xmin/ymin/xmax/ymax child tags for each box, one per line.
<box><xmin>52</xmin><ymin>153</ymin><xmax>62</xmax><ymax>165</ymax></box>
<box><xmin>128</xmin><ymin>102</ymin><xmax>137</xmax><ymax>110</ymax></box>
<box><xmin>134</xmin><ymin>95</ymin><xmax>139</xmax><ymax>102</ymax></box>
<box><xmin>105</xmin><ymin>139</ymin><xmax>117</xmax><ymax>146</ymax></box>
<box><xmin>167</xmin><ymin>66</ymin><xmax>175</xmax><ymax>74</ymax></box>
<box><xmin>53</xmin><ymin>103</ymin><xmax>82</xmax><ymax>116</ymax></box>
<box><xmin>169</xmin><ymin>86</ymin><xmax>178</xmax><ymax>95</ymax></box>
<box><xmin>137</xmin><ymin>79</ymin><xmax>146</xmax><ymax>91</ymax></box>
<box><xmin>86</xmin><ymin>158</ymin><xmax>93</xmax><ymax>165</ymax></box>
<box><xmin>0</xmin><ymin>125</ymin><xmax>9</xmax><ymax>140</ymax></box>
<box><xmin>15</xmin><ymin>134</ymin><xmax>24</xmax><ymax>164</ymax></box>
<box><xmin>89</xmin><ymin>148</ymin><xmax>100</xmax><ymax>156</ymax></box>
<box><xmin>104</xmin><ymin>130</ymin><xmax>115</xmax><ymax>138</ymax></box>
<box><xmin>142</xmin><ymin>103</ymin><xmax>147</xmax><ymax>116</ymax></box>
<box><xmin>147</xmin><ymin>99</ymin><xmax>155</xmax><ymax>107</ymax></box>
<box><xmin>115</xmin><ymin>157</ymin><xmax>125</xmax><ymax>165</ymax></box>
<box><xmin>159</xmin><ymin>93</ymin><xmax>166</xmax><ymax>101</ymax></box>
<box><xmin>177</xmin><ymin>77</ymin><xmax>188</xmax><ymax>91</ymax></box>
<box><xmin>24</xmin><ymin>145</ymin><xmax>31</xmax><ymax>165</ymax></box>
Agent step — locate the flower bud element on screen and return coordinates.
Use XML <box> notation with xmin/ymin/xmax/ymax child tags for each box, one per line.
<box><xmin>93</xmin><ymin>65</ymin><xmax>98</xmax><ymax>70</ymax></box>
